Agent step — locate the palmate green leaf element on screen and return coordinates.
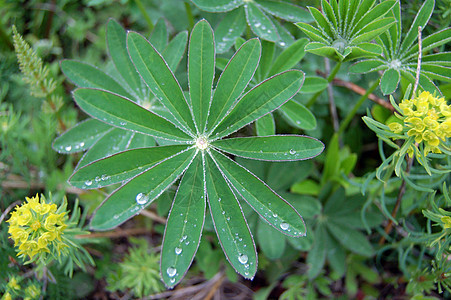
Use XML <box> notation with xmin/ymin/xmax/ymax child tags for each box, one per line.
<box><xmin>271</xmin><ymin>16</ymin><xmax>295</xmax><ymax>48</ymax></box>
<box><xmin>214</xmin><ymin>8</ymin><xmax>247</xmax><ymax>54</ymax></box>
<box><xmin>295</xmin><ymin>23</ymin><xmax>330</xmax><ymax>45</ymax></box>
<box><xmin>255</xmin><ymin>113</ymin><xmax>275</xmax><ymax>136</ymax></box>
<box><xmin>190</xmin><ymin>0</ymin><xmax>243</xmax><ymax>12</ymax></box>
<box><xmin>257</xmin><ymin>218</ymin><xmax>285</xmax><ymax>260</ymax></box>
<box><xmin>53</xmin><ymin>118</ymin><xmax>111</xmax><ymax>153</ymax></box>
<box><xmin>90</xmin><ymin>148</ymin><xmax>197</xmax><ymax>230</ymax></box>
<box><xmin>163</xmin><ymin>31</ymin><xmax>189</xmax><ymax>71</ymax></box>
<box><xmin>350</xmin><ymin>0</ymin><xmax>396</xmax><ymax>37</ymax></box>
<box><xmin>347</xmin><ymin>43</ymin><xmax>382</xmax><ymax>61</ymax></box>
<box><xmin>299</xmin><ymin>76</ymin><xmax>328</xmax><ymax>93</ymax></box>
<box><xmin>351</xmin><ymin>18</ymin><xmax>396</xmax><ymax>45</ymax></box>
<box><xmin>210</xmin><ymin>150</ymin><xmax>306</xmax><ymax>237</ymax></box>
<box><xmin>256</xmin><ymin>40</ymin><xmax>275</xmax><ymax>81</ymax></box>
<box><xmin>211</xmin><ymin>70</ymin><xmax>304</xmax><ymax>139</ymax></box>
<box><xmin>307</xmin><ymin>224</ymin><xmax>327</xmax><ymax>279</ymax></box>
<box><xmin>212</xmin><ymin>136</ymin><xmax>324</xmax><ymax>161</ymax></box>
<box><xmin>245</xmin><ymin>1</ymin><xmax>279</xmax><ymax>42</ymax></box>
<box><xmin>73</xmin><ymin>88</ymin><xmax>192</xmax><ymax>141</ymax></box>
<box><xmin>107</xmin><ymin>19</ymin><xmax>144</xmax><ymax>99</ymax></box>
<box><xmin>349</xmin><ymin>59</ymin><xmax>385</xmax><ymax>74</ymax></box>
<box><xmin>279</xmin><ymin>99</ymin><xmax>317</xmax><ymax>130</ymax></box>
<box><xmin>308</xmin><ymin>7</ymin><xmax>335</xmax><ymax>38</ymax></box>
<box><xmin>60</xmin><ymin>60</ymin><xmax>133</xmax><ymax>99</ymax></box>
<box><xmin>149</xmin><ymin>18</ymin><xmax>168</xmax><ymax>53</ymax></box>
<box><xmin>321</xmin><ymin>0</ymin><xmax>338</xmax><ymax>29</ymax></box>
<box><xmin>380</xmin><ymin>68</ymin><xmax>400</xmax><ymax>95</ymax></box>
<box><xmin>206</xmin><ymin>39</ymin><xmax>261</xmax><ymax>134</ymax></box>
<box><xmin>268</xmin><ymin>38</ymin><xmax>308</xmax><ymax>76</ymax></box>
<box><xmin>326</xmin><ymin>221</ymin><xmax>374</xmax><ymax>257</ymax></box>
<box><xmin>403</xmin><ymin>28</ymin><xmax>451</xmax><ymax>61</ymax></box>
<box><xmin>160</xmin><ymin>154</ymin><xmax>205</xmax><ymax>288</ymax></box>
<box><xmin>127</xmin><ymin>31</ymin><xmax>196</xmax><ymax>135</ymax></box>
<box><xmin>70</xmin><ymin>145</ymin><xmax>189</xmax><ymax>189</ymax></box>
<box><xmin>205</xmin><ymin>154</ymin><xmax>257</xmax><ymax>279</ymax></box>
<box><xmin>188</xmin><ymin>20</ymin><xmax>215</xmax><ymax>134</ymax></box>
<box><xmin>422</xmin><ymin>53</ymin><xmax>451</xmax><ymax>66</ymax></box>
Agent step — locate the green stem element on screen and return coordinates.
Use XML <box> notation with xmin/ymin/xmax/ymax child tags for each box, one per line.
<box><xmin>135</xmin><ymin>0</ymin><xmax>153</xmax><ymax>31</ymax></box>
<box><xmin>306</xmin><ymin>61</ymin><xmax>342</xmax><ymax>108</ymax></box>
<box><xmin>184</xmin><ymin>1</ymin><xmax>194</xmax><ymax>31</ymax></box>
<box><xmin>337</xmin><ymin>78</ymin><xmax>380</xmax><ymax>136</ymax></box>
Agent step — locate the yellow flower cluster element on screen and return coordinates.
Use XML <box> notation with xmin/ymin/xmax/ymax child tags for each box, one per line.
<box><xmin>389</xmin><ymin>91</ymin><xmax>451</xmax><ymax>155</ymax></box>
<box><xmin>7</xmin><ymin>194</ymin><xmax>68</xmax><ymax>260</ymax></box>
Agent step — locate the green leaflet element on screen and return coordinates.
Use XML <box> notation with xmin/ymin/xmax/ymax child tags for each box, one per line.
<box><xmin>73</xmin><ymin>88</ymin><xmax>192</xmax><ymax>141</ymax></box>
<box><xmin>279</xmin><ymin>99</ymin><xmax>317</xmax><ymax>130</ymax></box>
<box><xmin>245</xmin><ymin>1</ymin><xmax>279</xmax><ymax>42</ymax></box>
<box><xmin>162</xmin><ymin>31</ymin><xmax>189</xmax><ymax>71</ymax></box>
<box><xmin>256</xmin><ymin>0</ymin><xmax>312</xmax><ymax>23</ymax></box>
<box><xmin>190</xmin><ymin>0</ymin><xmax>243</xmax><ymax>12</ymax></box>
<box><xmin>214</xmin><ymin>8</ymin><xmax>247</xmax><ymax>54</ymax></box>
<box><xmin>255</xmin><ymin>113</ymin><xmax>275</xmax><ymax>136</ymax></box>
<box><xmin>257</xmin><ymin>219</ymin><xmax>286</xmax><ymax>260</ymax></box>
<box><xmin>210</xmin><ymin>150</ymin><xmax>306</xmax><ymax>237</ymax></box>
<box><xmin>90</xmin><ymin>148</ymin><xmax>197</xmax><ymax>230</ymax></box>
<box><xmin>380</xmin><ymin>68</ymin><xmax>400</xmax><ymax>95</ymax></box>
<box><xmin>205</xmin><ymin>154</ymin><xmax>257</xmax><ymax>279</ymax></box>
<box><xmin>206</xmin><ymin>38</ymin><xmax>261</xmax><ymax>134</ymax></box>
<box><xmin>70</xmin><ymin>145</ymin><xmax>189</xmax><ymax>189</ymax></box>
<box><xmin>188</xmin><ymin>20</ymin><xmax>215</xmax><ymax>134</ymax></box>
<box><xmin>268</xmin><ymin>38</ymin><xmax>308</xmax><ymax>76</ymax></box>
<box><xmin>160</xmin><ymin>154</ymin><xmax>205</xmax><ymax>288</ymax></box>
<box><xmin>211</xmin><ymin>70</ymin><xmax>304</xmax><ymax>139</ymax></box>
<box><xmin>212</xmin><ymin>136</ymin><xmax>324</xmax><ymax>161</ymax></box>
<box><xmin>53</xmin><ymin>118</ymin><xmax>111</xmax><ymax>154</ymax></box>
<box><xmin>127</xmin><ymin>31</ymin><xmax>196</xmax><ymax>135</ymax></box>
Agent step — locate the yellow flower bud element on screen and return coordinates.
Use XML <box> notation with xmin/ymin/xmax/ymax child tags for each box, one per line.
<box><xmin>388</xmin><ymin>122</ymin><xmax>403</xmax><ymax>133</ymax></box>
<box><xmin>441</xmin><ymin>216</ymin><xmax>451</xmax><ymax>229</ymax></box>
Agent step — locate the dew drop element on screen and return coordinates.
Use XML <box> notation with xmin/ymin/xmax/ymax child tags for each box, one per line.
<box><xmin>226</xmin><ymin>217</ymin><xmax>230</xmax><ymax>221</ymax></box>
<box><xmin>80</xmin><ymin>142</ymin><xmax>85</xmax><ymax>147</ymax></box>
<box><xmin>85</xmin><ymin>180</ymin><xmax>93</xmax><ymax>186</ymax></box>
<box><xmin>113</xmin><ymin>215</ymin><xmax>119</xmax><ymax>219</ymax></box>
<box><xmin>175</xmin><ymin>247</ymin><xmax>182</xmax><ymax>255</ymax></box>
<box><xmin>65</xmin><ymin>146</ymin><xmax>72</xmax><ymax>151</ymax></box>
<box><xmin>245</xmin><ymin>271</ymin><xmax>249</xmax><ymax>276</ymax></box>
<box><xmin>238</xmin><ymin>254</ymin><xmax>248</xmax><ymax>264</ymax></box>
<box><xmin>280</xmin><ymin>223</ymin><xmax>289</xmax><ymax>230</ymax></box>
<box><xmin>279</xmin><ymin>41</ymin><xmax>286</xmax><ymax>47</ymax></box>
<box><xmin>167</xmin><ymin>267</ymin><xmax>177</xmax><ymax>278</ymax></box>
<box><xmin>273</xmin><ymin>213</ymin><xmax>278</xmax><ymax>218</ymax></box>
<box><xmin>289</xmin><ymin>149</ymin><xmax>296</xmax><ymax>155</ymax></box>
<box><xmin>170</xmin><ymin>278</ymin><xmax>175</xmax><ymax>284</ymax></box>
<box><xmin>135</xmin><ymin>193</ymin><xmax>148</xmax><ymax>205</ymax></box>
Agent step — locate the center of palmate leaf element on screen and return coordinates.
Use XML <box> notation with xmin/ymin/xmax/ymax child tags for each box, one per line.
<box><xmin>389</xmin><ymin>59</ymin><xmax>402</xmax><ymax>70</ymax></box>
<box><xmin>195</xmin><ymin>136</ymin><xmax>209</xmax><ymax>150</ymax></box>
<box><xmin>332</xmin><ymin>38</ymin><xmax>347</xmax><ymax>53</ymax></box>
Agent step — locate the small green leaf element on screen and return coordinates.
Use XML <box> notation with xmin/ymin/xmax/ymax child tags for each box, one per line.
<box><xmin>70</xmin><ymin>145</ymin><xmax>189</xmax><ymax>189</ymax></box>
<box><xmin>213</xmin><ymin>135</ymin><xmax>324</xmax><ymax>161</ymax></box>
<box><xmin>404</xmin><ymin>28</ymin><xmax>451</xmax><ymax>60</ymax></box>
<box><xmin>90</xmin><ymin>148</ymin><xmax>197</xmax><ymax>230</ymax></box>
<box><xmin>347</xmin><ymin>43</ymin><xmax>382</xmax><ymax>60</ymax></box>
<box><xmin>60</xmin><ymin>60</ymin><xmax>132</xmax><ymax>99</ymax></box>
<box><xmin>127</xmin><ymin>31</ymin><xmax>196</xmax><ymax>135</ymax></box>
<box><xmin>256</xmin><ymin>113</ymin><xmax>275</xmax><ymax>136</ymax></box>
<box><xmin>245</xmin><ymin>1</ymin><xmax>279</xmax><ymax>42</ymax></box>
<box><xmin>206</xmin><ymin>39</ymin><xmax>261</xmax><ymax>134</ymax></box>
<box><xmin>149</xmin><ymin>18</ymin><xmax>168</xmax><ymax>53</ymax></box>
<box><xmin>107</xmin><ymin>19</ymin><xmax>144</xmax><ymax>99</ymax></box>
<box><xmin>307</xmin><ymin>224</ymin><xmax>327</xmax><ymax>279</ymax></box>
<box><xmin>351</xmin><ymin>18</ymin><xmax>395</xmax><ymax>45</ymax></box>
<box><xmin>279</xmin><ymin>99</ymin><xmax>317</xmax><ymax>130</ymax></box>
<box><xmin>308</xmin><ymin>7</ymin><xmax>335</xmax><ymax>38</ymax></box>
<box><xmin>160</xmin><ymin>154</ymin><xmax>205</xmax><ymax>288</ymax></box>
<box><xmin>257</xmin><ymin>40</ymin><xmax>275</xmax><ymax>80</ymax></box>
<box><xmin>214</xmin><ymin>8</ymin><xmax>247</xmax><ymax>54</ymax></box>
<box><xmin>73</xmin><ymin>88</ymin><xmax>192</xmax><ymax>141</ymax></box>
<box><xmin>299</xmin><ymin>76</ymin><xmax>328</xmax><ymax>93</ymax></box>
<box><xmin>349</xmin><ymin>59</ymin><xmax>385</xmax><ymax>74</ymax></box>
<box><xmin>304</xmin><ymin>42</ymin><xmax>337</xmax><ymax>59</ymax></box>
<box><xmin>326</xmin><ymin>221</ymin><xmax>374</xmax><ymax>256</ymax></box>
<box><xmin>257</xmin><ymin>219</ymin><xmax>286</xmax><ymax>260</ymax></box>
<box><xmin>321</xmin><ymin>0</ymin><xmax>338</xmax><ymax>29</ymax></box>
<box><xmin>380</xmin><ymin>68</ymin><xmax>400</xmax><ymax>95</ymax></box>
<box><xmin>188</xmin><ymin>20</ymin><xmax>215</xmax><ymax>133</ymax></box>
<box><xmin>162</xmin><ymin>31</ymin><xmax>188</xmax><ymax>71</ymax></box>
<box><xmin>399</xmin><ymin>0</ymin><xmax>434</xmax><ymax>54</ymax></box>
<box><xmin>295</xmin><ymin>23</ymin><xmax>330</xmax><ymax>44</ymax></box>
<box><xmin>53</xmin><ymin>118</ymin><xmax>111</xmax><ymax>153</ymax></box>
<box><xmin>256</xmin><ymin>0</ymin><xmax>312</xmax><ymax>23</ymax></box>
<box><xmin>268</xmin><ymin>38</ymin><xmax>308</xmax><ymax>76</ymax></box>
<box><xmin>212</xmin><ymin>70</ymin><xmax>304</xmax><ymax>139</ymax></box>
<box><xmin>205</xmin><ymin>155</ymin><xmax>257</xmax><ymax>279</ymax></box>
<box><xmin>350</xmin><ymin>0</ymin><xmax>396</xmax><ymax>37</ymax></box>
<box><xmin>210</xmin><ymin>150</ymin><xmax>306</xmax><ymax>237</ymax></box>
<box><xmin>191</xmin><ymin>0</ymin><xmax>243</xmax><ymax>12</ymax></box>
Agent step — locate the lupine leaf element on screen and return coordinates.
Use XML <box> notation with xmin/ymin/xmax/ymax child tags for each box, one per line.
<box><xmin>299</xmin><ymin>76</ymin><xmax>328</xmax><ymax>93</ymax></box>
<box><xmin>160</xmin><ymin>154</ymin><xmax>205</xmax><ymax>288</ymax></box>
<box><xmin>403</xmin><ymin>27</ymin><xmax>451</xmax><ymax>60</ymax></box>
<box><xmin>188</xmin><ymin>20</ymin><xmax>215</xmax><ymax>134</ymax></box>
<box><xmin>163</xmin><ymin>31</ymin><xmax>189</xmax><ymax>71</ymax></box>
<box><xmin>321</xmin><ymin>0</ymin><xmax>338</xmax><ymax>29</ymax></box>
<box><xmin>60</xmin><ymin>60</ymin><xmax>132</xmax><ymax>99</ymax></box>
<box><xmin>214</xmin><ymin>8</ymin><xmax>247</xmax><ymax>54</ymax></box>
<box><xmin>210</xmin><ymin>150</ymin><xmax>306</xmax><ymax>237</ymax></box>
<box><xmin>399</xmin><ymin>0</ymin><xmax>434</xmax><ymax>54</ymax></box>
<box><xmin>279</xmin><ymin>100</ymin><xmax>317</xmax><ymax>130</ymax></box>
<box><xmin>212</xmin><ymin>70</ymin><xmax>304</xmax><ymax>139</ymax></box>
<box><xmin>295</xmin><ymin>23</ymin><xmax>331</xmax><ymax>44</ymax></box>
<box><xmin>268</xmin><ymin>38</ymin><xmax>308</xmax><ymax>76</ymax></box>
<box><xmin>149</xmin><ymin>18</ymin><xmax>168</xmax><ymax>53</ymax></box>
<box><xmin>347</xmin><ymin>43</ymin><xmax>382</xmax><ymax>60</ymax></box>
<box><xmin>90</xmin><ymin>148</ymin><xmax>197</xmax><ymax>230</ymax></box>
<box><xmin>205</xmin><ymin>154</ymin><xmax>257</xmax><ymax>279</ymax></box>
<box><xmin>206</xmin><ymin>39</ymin><xmax>261</xmax><ymax>134</ymax></box>
<box><xmin>257</xmin><ymin>40</ymin><xmax>275</xmax><ymax>80</ymax></box>
<box><xmin>422</xmin><ymin>53</ymin><xmax>451</xmax><ymax>67</ymax></box>
<box><xmin>212</xmin><ymin>135</ymin><xmax>323</xmax><ymax>161</ymax></box>
<box><xmin>326</xmin><ymin>221</ymin><xmax>374</xmax><ymax>256</ymax></box>
<box><xmin>245</xmin><ymin>1</ymin><xmax>279</xmax><ymax>42</ymax></box>
<box><xmin>308</xmin><ymin>7</ymin><xmax>334</xmax><ymax>38</ymax></box>
<box><xmin>190</xmin><ymin>0</ymin><xmax>243</xmax><ymax>12</ymax></box>
<box><xmin>257</xmin><ymin>219</ymin><xmax>285</xmax><ymax>259</ymax></box>
<box><xmin>70</xmin><ymin>145</ymin><xmax>189</xmax><ymax>189</ymax></box>
<box><xmin>53</xmin><ymin>118</ymin><xmax>111</xmax><ymax>153</ymax></box>
<box><xmin>350</xmin><ymin>0</ymin><xmax>396</xmax><ymax>37</ymax></box>
<box><xmin>256</xmin><ymin>0</ymin><xmax>312</xmax><ymax>23</ymax></box>
<box><xmin>380</xmin><ymin>68</ymin><xmax>400</xmax><ymax>95</ymax></box>
<box><xmin>107</xmin><ymin>19</ymin><xmax>144</xmax><ymax>99</ymax></box>
<box><xmin>349</xmin><ymin>59</ymin><xmax>385</xmax><ymax>74</ymax></box>
<box><xmin>307</xmin><ymin>224</ymin><xmax>327</xmax><ymax>279</ymax></box>
<box><xmin>73</xmin><ymin>88</ymin><xmax>192</xmax><ymax>141</ymax></box>
<box><xmin>351</xmin><ymin>18</ymin><xmax>395</xmax><ymax>44</ymax></box>
<box><xmin>127</xmin><ymin>31</ymin><xmax>196</xmax><ymax>134</ymax></box>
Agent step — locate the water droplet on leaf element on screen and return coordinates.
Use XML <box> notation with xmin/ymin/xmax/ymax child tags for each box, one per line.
<box><xmin>167</xmin><ymin>267</ymin><xmax>177</xmax><ymax>278</ymax></box>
